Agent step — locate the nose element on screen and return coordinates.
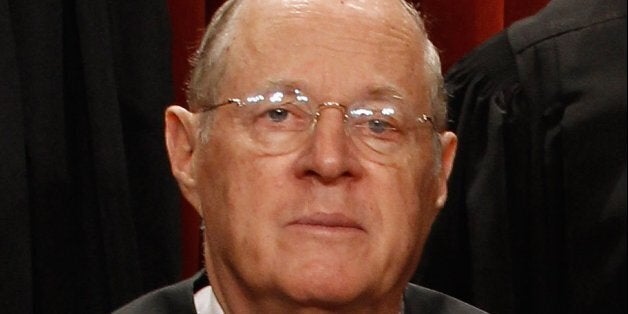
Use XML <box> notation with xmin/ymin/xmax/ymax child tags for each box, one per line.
<box><xmin>294</xmin><ymin>104</ymin><xmax>363</xmax><ymax>183</ymax></box>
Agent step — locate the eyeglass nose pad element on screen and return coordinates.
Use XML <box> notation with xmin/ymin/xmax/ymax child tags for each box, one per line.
<box><xmin>314</xmin><ymin>102</ymin><xmax>349</xmax><ymax>124</ymax></box>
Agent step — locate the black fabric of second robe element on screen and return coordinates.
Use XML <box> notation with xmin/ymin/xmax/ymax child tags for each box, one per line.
<box><xmin>0</xmin><ymin>0</ymin><xmax>180</xmax><ymax>312</ymax></box>
<box><xmin>413</xmin><ymin>0</ymin><xmax>627</xmax><ymax>313</ymax></box>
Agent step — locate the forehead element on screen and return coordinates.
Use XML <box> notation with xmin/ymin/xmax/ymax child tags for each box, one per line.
<box><xmin>220</xmin><ymin>0</ymin><xmax>427</xmax><ymax>105</ymax></box>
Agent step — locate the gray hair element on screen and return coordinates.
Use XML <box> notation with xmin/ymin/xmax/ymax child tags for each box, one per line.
<box><xmin>186</xmin><ymin>0</ymin><xmax>446</xmax><ymax>132</ymax></box>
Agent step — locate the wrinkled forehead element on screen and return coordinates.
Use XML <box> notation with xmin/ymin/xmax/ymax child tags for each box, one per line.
<box><xmin>219</xmin><ymin>0</ymin><xmax>427</xmax><ymax>100</ymax></box>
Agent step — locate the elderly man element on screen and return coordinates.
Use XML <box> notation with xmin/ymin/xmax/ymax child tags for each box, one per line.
<box><xmin>116</xmin><ymin>0</ymin><xmax>484</xmax><ymax>313</ymax></box>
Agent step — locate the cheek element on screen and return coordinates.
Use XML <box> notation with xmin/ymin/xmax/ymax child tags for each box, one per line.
<box><xmin>368</xmin><ymin>156</ymin><xmax>440</xmax><ymax>249</ymax></box>
<box><xmin>375</xmin><ymin>171</ymin><xmax>423</xmax><ymax>239</ymax></box>
<box><xmin>194</xmin><ymin>145</ymin><xmax>277</xmax><ymax>271</ymax></box>
<box><xmin>195</xmin><ymin>140</ymin><xmax>291</xmax><ymax>244</ymax></box>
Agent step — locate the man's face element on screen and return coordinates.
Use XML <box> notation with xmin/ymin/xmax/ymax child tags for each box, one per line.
<box><xmin>168</xmin><ymin>0</ymin><xmax>456</xmax><ymax>311</ymax></box>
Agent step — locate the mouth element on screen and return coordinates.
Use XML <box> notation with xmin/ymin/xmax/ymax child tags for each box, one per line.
<box><xmin>287</xmin><ymin>212</ymin><xmax>365</xmax><ymax>234</ymax></box>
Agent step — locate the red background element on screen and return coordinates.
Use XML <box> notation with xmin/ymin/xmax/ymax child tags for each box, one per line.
<box><xmin>167</xmin><ymin>0</ymin><xmax>550</xmax><ymax>278</ymax></box>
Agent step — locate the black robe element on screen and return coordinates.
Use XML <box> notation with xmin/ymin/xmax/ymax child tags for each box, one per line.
<box><xmin>0</xmin><ymin>0</ymin><xmax>180</xmax><ymax>312</ymax></box>
<box><xmin>113</xmin><ymin>271</ymin><xmax>487</xmax><ymax>314</ymax></box>
<box><xmin>414</xmin><ymin>0</ymin><xmax>627</xmax><ymax>313</ymax></box>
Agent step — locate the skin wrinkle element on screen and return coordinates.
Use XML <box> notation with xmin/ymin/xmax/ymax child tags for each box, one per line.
<box><xmin>191</xmin><ymin>0</ymin><xmax>446</xmax><ymax>132</ymax></box>
<box><xmin>258</xmin><ymin>7</ymin><xmax>418</xmax><ymax>57</ymax></box>
<box><xmin>164</xmin><ymin>0</ymin><xmax>458</xmax><ymax>312</ymax></box>
<box><xmin>227</xmin><ymin>27</ymin><xmax>425</xmax><ymax>111</ymax></box>
<box><xmin>270</xmin><ymin>9</ymin><xmax>416</xmax><ymax>37</ymax></box>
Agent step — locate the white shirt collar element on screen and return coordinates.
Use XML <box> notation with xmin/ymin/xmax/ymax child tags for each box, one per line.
<box><xmin>194</xmin><ymin>285</ymin><xmax>224</xmax><ymax>314</ymax></box>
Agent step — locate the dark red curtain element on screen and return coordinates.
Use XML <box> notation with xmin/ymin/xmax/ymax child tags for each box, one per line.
<box><xmin>168</xmin><ymin>0</ymin><xmax>550</xmax><ymax>279</ymax></box>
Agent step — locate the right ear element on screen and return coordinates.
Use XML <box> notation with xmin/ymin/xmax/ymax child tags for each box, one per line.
<box><xmin>165</xmin><ymin>105</ymin><xmax>201</xmax><ymax>211</ymax></box>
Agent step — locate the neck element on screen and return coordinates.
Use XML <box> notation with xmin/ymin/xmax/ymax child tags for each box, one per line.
<box><xmin>203</xmin><ymin>246</ymin><xmax>405</xmax><ymax>313</ymax></box>
<box><xmin>216</xmin><ymin>288</ymin><xmax>403</xmax><ymax>314</ymax></box>
<box><xmin>205</xmin><ymin>267</ymin><xmax>404</xmax><ymax>314</ymax></box>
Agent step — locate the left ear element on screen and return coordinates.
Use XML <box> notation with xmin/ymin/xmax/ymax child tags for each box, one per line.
<box><xmin>435</xmin><ymin>131</ymin><xmax>457</xmax><ymax>208</ymax></box>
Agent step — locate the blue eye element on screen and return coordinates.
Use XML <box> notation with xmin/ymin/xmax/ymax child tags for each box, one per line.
<box><xmin>267</xmin><ymin>108</ymin><xmax>289</xmax><ymax>122</ymax></box>
<box><xmin>368</xmin><ymin>119</ymin><xmax>393</xmax><ymax>133</ymax></box>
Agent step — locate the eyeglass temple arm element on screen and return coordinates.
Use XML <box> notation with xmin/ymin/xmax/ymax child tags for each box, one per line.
<box><xmin>417</xmin><ymin>114</ymin><xmax>438</xmax><ymax>131</ymax></box>
<box><xmin>198</xmin><ymin>98</ymin><xmax>243</xmax><ymax>112</ymax></box>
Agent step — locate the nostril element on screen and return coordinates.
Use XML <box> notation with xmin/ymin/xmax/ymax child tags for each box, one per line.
<box><xmin>303</xmin><ymin>168</ymin><xmax>353</xmax><ymax>184</ymax></box>
<box><xmin>308</xmin><ymin>147</ymin><xmax>357</xmax><ymax>180</ymax></box>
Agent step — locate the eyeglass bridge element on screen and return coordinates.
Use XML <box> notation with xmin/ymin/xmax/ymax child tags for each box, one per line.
<box><xmin>313</xmin><ymin>102</ymin><xmax>349</xmax><ymax>123</ymax></box>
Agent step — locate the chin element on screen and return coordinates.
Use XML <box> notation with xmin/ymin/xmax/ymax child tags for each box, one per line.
<box><xmin>286</xmin><ymin>284</ymin><xmax>367</xmax><ymax>309</ymax></box>
<box><xmin>278</xmin><ymin>264</ymin><xmax>382</xmax><ymax>308</ymax></box>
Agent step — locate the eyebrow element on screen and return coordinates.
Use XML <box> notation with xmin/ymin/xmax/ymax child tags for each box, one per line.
<box><xmin>264</xmin><ymin>79</ymin><xmax>303</xmax><ymax>91</ymax></box>
<box><xmin>262</xmin><ymin>80</ymin><xmax>406</xmax><ymax>101</ymax></box>
<box><xmin>366</xmin><ymin>85</ymin><xmax>405</xmax><ymax>101</ymax></box>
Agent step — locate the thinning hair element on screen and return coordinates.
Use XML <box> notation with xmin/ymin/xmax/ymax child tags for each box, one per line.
<box><xmin>186</xmin><ymin>0</ymin><xmax>446</xmax><ymax>132</ymax></box>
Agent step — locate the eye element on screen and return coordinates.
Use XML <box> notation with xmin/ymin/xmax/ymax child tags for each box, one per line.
<box><xmin>252</xmin><ymin>102</ymin><xmax>311</xmax><ymax>131</ymax></box>
<box><xmin>367</xmin><ymin>119</ymin><xmax>394</xmax><ymax>134</ymax></box>
<box><xmin>349</xmin><ymin>112</ymin><xmax>402</xmax><ymax>143</ymax></box>
<box><xmin>267</xmin><ymin>108</ymin><xmax>289</xmax><ymax>122</ymax></box>
<box><xmin>351</xmin><ymin>117</ymin><xmax>400</xmax><ymax>140</ymax></box>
